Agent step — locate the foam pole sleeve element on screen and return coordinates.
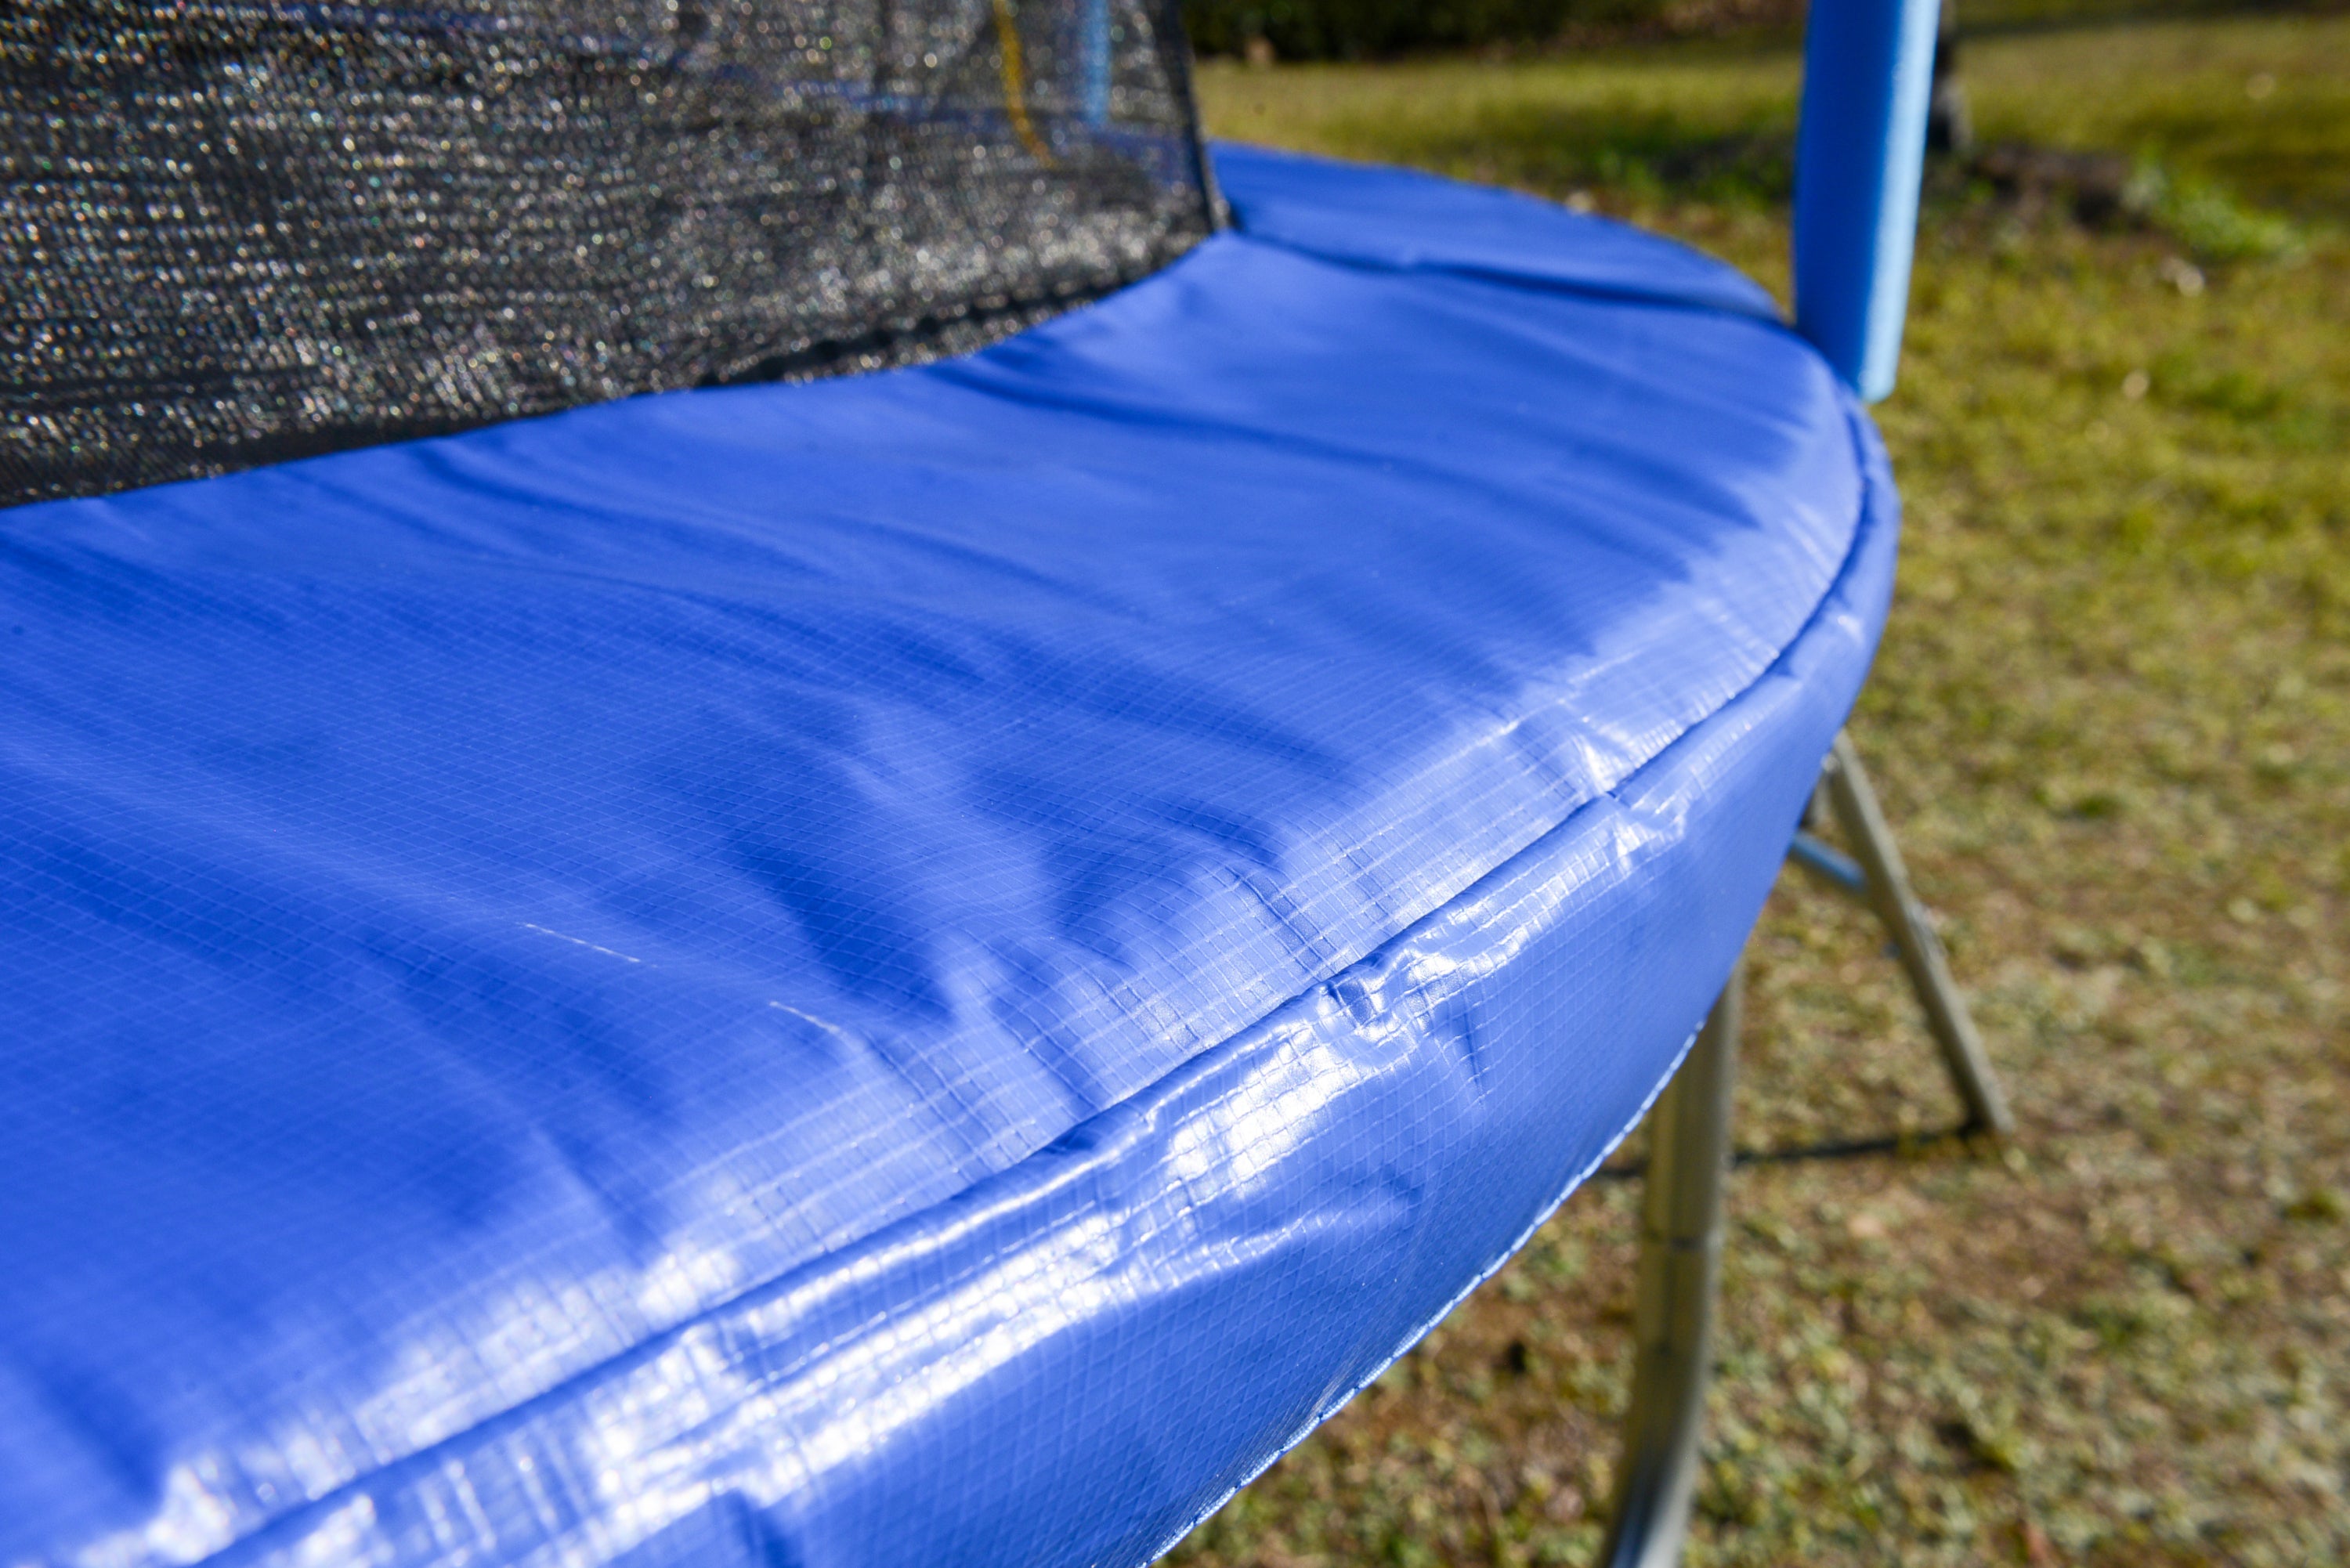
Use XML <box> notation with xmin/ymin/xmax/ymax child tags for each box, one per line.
<box><xmin>1792</xmin><ymin>0</ymin><xmax>1941</xmax><ymax>401</ymax></box>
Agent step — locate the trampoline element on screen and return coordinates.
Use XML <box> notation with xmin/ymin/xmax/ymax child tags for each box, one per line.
<box><xmin>0</xmin><ymin>3</ymin><xmax>2001</xmax><ymax>1566</ymax></box>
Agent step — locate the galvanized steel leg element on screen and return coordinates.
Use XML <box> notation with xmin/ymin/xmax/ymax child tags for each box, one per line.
<box><xmin>1598</xmin><ymin>960</ymin><xmax>1741</xmax><ymax>1568</ymax></box>
<box><xmin>1594</xmin><ymin>733</ymin><xmax>2013</xmax><ymax>1568</ymax></box>
<box><xmin>1787</xmin><ymin>732</ymin><xmax>2013</xmax><ymax>1136</ymax></box>
<box><xmin>1815</xmin><ymin>732</ymin><xmax>2014</xmax><ymax>1137</ymax></box>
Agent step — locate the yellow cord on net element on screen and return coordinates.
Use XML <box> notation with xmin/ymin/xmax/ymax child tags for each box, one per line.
<box><xmin>991</xmin><ymin>0</ymin><xmax>1055</xmax><ymax>164</ymax></box>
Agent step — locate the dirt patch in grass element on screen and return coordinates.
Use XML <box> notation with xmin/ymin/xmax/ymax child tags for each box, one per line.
<box><xmin>1176</xmin><ymin>15</ymin><xmax>2350</xmax><ymax>1566</ymax></box>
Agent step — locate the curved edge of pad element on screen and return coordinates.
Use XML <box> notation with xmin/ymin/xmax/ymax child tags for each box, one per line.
<box><xmin>1211</xmin><ymin>141</ymin><xmax>1784</xmax><ymax>320</ymax></box>
<box><xmin>1115</xmin><ymin>399</ymin><xmax>1894</xmax><ymax>1568</ymax></box>
<box><xmin>190</xmin><ymin>402</ymin><xmax>1897</xmax><ymax>1568</ymax></box>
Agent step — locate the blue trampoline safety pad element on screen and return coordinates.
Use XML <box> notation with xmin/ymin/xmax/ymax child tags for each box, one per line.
<box><xmin>0</xmin><ymin>148</ymin><xmax>1895</xmax><ymax>1568</ymax></box>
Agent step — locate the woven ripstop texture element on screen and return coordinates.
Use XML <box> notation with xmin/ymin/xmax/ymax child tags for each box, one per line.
<box><xmin>0</xmin><ymin>150</ymin><xmax>1895</xmax><ymax>1567</ymax></box>
<box><xmin>0</xmin><ymin>0</ymin><xmax>1215</xmax><ymax>507</ymax></box>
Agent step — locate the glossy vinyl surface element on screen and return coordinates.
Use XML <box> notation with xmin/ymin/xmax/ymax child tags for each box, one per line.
<box><xmin>0</xmin><ymin>147</ymin><xmax>1893</xmax><ymax>1568</ymax></box>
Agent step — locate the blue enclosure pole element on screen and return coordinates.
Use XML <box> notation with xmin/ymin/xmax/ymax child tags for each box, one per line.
<box><xmin>1792</xmin><ymin>0</ymin><xmax>1942</xmax><ymax>401</ymax></box>
<box><xmin>1082</xmin><ymin>0</ymin><xmax>1112</xmax><ymax>125</ymax></box>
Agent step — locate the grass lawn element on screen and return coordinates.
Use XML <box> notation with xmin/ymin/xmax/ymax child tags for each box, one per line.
<box><xmin>1170</xmin><ymin>15</ymin><xmax>2350</xmax><ymax>1566</ymax></box>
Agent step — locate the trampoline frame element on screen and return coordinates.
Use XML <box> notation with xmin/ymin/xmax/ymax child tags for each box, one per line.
<box><xmin>1596</xmin><ymin>733</ymin><xmax>2012</xmax><ymax>1566</ymax></box>
<box><xmin>1794</xmin><ymin>732</ymin><xmax>2013</xmax><ymax>1138</ymax></box>
<box><xmin>1600</xmin><ymin>959</ymin><xmax>1741</xmax><ymax>1568</ymax></box>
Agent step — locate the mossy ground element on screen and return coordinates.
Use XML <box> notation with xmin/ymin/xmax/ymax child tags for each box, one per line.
<box><xmin>1171</xmin><ymin>15</ymin><xmax>2350</xmax><ymax>1566</ymax></box>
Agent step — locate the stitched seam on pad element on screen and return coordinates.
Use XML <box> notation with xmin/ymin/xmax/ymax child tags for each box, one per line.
<box><xmin>1209</xmin><ymin>142</ymin><xmax>1783</xmax><ymax>323</ymax></box>
<box><xmin>1240</xmin><ymin>237</ymin><xmax>1787</xmax><ymax>324</ymax></box>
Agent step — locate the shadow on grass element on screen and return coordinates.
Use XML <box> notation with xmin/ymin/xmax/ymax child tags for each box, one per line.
<box><xmin>1593</xmin><ymin>1125</ymin><xmax>1988</xmax><ymax>1183</ymax></box>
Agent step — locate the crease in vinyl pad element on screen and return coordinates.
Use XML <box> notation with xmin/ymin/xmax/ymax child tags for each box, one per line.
<box><xmin>0</xmin><ymin>150</ymin><xmax>1890</xmax><ymax>1568</ymax></box>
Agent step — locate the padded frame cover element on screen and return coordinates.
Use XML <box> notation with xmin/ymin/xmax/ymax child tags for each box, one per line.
<box><xmin>0</xmin><ymin>149</ymin><xmax>1894</xmax><ymax>1568</ymax></box>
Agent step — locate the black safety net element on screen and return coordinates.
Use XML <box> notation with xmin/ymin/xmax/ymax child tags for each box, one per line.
<box><xmin>1</xmin><ymin>0</ymin><xmax>1219</xmax><ymax>507</ymax></box>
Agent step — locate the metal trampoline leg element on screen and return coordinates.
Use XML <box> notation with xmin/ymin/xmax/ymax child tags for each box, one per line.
<box><xmin>1818</xmin><ymin>732</ymin><xmax>2015</xmax><ymax>1138</ymax></box>
<box><xmin>1599</xmin><ymin>960</ymin><xmax>1741</xmax><ymax>1568</ymax></box>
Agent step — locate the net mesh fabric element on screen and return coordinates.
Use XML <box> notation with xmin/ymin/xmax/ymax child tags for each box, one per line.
<box><xmin>1</xmin><ymin>0</ymin><xmax>1217</xmax><ymax>507</ymax></box>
